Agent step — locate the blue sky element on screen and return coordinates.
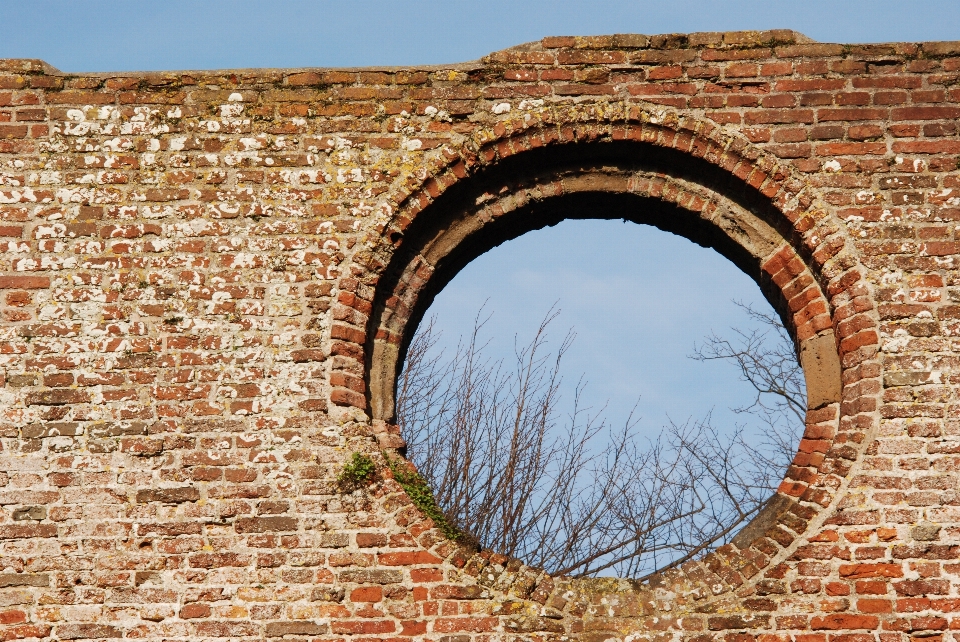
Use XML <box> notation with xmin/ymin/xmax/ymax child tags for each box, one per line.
<box><xmin>0</xmin><ymin>1</ymin><xmax>957</xmax><ymax>72</ymax></box>
<box><xmin>423</xmin><ymin>222</ymin><xmax>771</xmax><ymax>435</ymax></box>
<box><xmin>0</xmin><ymin>1</ymin><xmax>952</xmax><ymax>439</ymax></box>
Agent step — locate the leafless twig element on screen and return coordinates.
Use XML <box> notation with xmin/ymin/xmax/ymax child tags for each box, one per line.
<box><xmin>397</xmin><ymin>303</ymin><xmax>804</xmax><ymax>578</ymax></box>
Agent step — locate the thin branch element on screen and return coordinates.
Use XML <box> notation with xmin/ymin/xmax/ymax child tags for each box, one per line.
<box><xmin>397</xmin><ymin>300</ymin><xmax>804</xmax><ymax>578</ymax></box>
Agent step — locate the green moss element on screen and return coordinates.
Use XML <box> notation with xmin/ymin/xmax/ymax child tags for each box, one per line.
<box><xmin>383</xmin><ymin>454</ymin><xmax>461</xmax><ymax>541</ymax></box>
<box><xmin>337</xmin><ymin>452</ymin><xmax>376</xmax><ymax>490</ymax></box>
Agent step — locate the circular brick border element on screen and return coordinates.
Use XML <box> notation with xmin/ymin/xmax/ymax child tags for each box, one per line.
<box><xmin>332</xmin><ymin>103</ymin><xmax>882</xmax><ymax>599</ymax></box>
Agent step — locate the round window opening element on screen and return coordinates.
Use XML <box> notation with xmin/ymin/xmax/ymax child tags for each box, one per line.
<box><xmin>393</xmin><ymin>221</ymin><xmax>803</xmax><ymax>578</ymax></box>
<box><xmin>365</xmin><ymin>140</ymin><xmax>843</xmax><ymax>581</ymax></box>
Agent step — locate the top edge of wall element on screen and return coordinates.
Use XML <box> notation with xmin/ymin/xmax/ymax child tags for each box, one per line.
<box><xmin>4</xmin><ymin>30</ymin><xmax>960</xmax><ymax>77</ymax></box>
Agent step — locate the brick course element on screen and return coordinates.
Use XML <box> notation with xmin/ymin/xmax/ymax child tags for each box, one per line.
<box><xmin>0</xmin><ymin>29</ymin><xmax>958</xmax><ymax>641</ymax></box>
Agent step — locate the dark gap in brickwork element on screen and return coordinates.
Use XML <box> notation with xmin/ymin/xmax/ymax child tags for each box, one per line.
<box><xmin>366</xmin><ymin>140</ymin><xmax>796</xmax><ymax>410</ymax></box>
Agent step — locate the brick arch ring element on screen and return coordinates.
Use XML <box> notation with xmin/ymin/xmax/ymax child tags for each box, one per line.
<box><xmin>331</xmin><ymin>104</ymin><xmax>882</xmax><ymax>586</ymax></box>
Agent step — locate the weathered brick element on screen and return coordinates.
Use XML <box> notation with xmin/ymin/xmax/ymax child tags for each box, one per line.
<box><xmin>25</xmin><ymin>389</ymin><xmax>90</xmax><ymax>406</ymax></box>
<box><xmin>338</xmin><ymin>569</ymin><xmax>403</xmax><ymax>584</ymax></box>
<box><xmin>0</xmin><ymin>574</ymin><xmax>48</xmax><ymax>588</ymax></box>
<box><xmin>136</xmin><ymin>487</ymin><xmax>200</xmax><ymax>504</ymax></box>
<box><xmin>0</xmin><ymin>275</ymin><xmax>49</xmax><ymax>289</ymax></box>
<box><xmin>265</xmin><ymin>621</ymin><xmax>329</xmax><ymax>636</ymax></box>
<box><xmin>234</xmin><ymin>517</ymin><xmax>299</xmax><ymax>533</ymax></box>
<box><xmin>57</xmin><ymin>624</ymin><xmax>122</xmax><ymax>639</ymax></box>
<box><xmin>810</xmin><ymin>614</ymin><xmax>879</xmax><ymax>629</ymax></box>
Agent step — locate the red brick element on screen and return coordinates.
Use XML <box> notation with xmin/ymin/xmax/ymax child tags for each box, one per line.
<box><xmin>817</xmin><ymin>108</ymin><xmax>889</xmax><ymax>121</ymax></box>
<box><xmin>556</xmin><ymin>50</ymin><xmax>626</xmax><ymax>65</ymax></box>
<box><xmin>377</xmin><ymin>551</ymin><xmax>443</xmax><ymax>565</ymax></box>
<box><xmin>433</xmin><ymin>617</ymin><xmax>498</xmax><ymax>633</ymax></box>
<box><xmin>350</xmin><ymin>586</ymin><xmax>382</xmax><ymax>602</ymax></box>
<box><xmin>179</xmin><ymin>603</ymin><xmax>210</xmax><ymax>619</ymax></box>
<box><xmin>0</xmin><ymin>125</ymin><xmax>27</xmax><ymax>139</ymax></box>
<box><xmin>840</xmin><ymin>563</ymin><xmax>904</xmax><ymax>579</ymax></box>
<box><xmin>891</xmin><ymin>106</ymin><xmax>960</xmax><ymax>120</ymax></box>
<box><xmin>0</xmin><ymin>275</ymin><xmax>49</xmax><ymax>289</ymax></box>
<box><xmin>744</xmin><ymin>109</ymin><xmax>815</xmax><ymax>124</ymax></box>
<box><xmin>810</xmin><ymin>614</ymin><xmax>879</xmax><ymax>630</ymax></box>
<box><xmin>330</xmin><ymin>620</ymin><xmax>396</xmax><ymax>634</ymax></box>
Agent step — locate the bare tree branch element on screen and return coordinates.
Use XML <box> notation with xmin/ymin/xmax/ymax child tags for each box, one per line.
<box><xmin>396</xmin><ymin>302</ymin><xmax>805</xmax><ymax>578</ymax></box>
<box><xmin>690</xmin><ymin>301</ymin><xmax>807</xmax><ymax>467</ymax></box>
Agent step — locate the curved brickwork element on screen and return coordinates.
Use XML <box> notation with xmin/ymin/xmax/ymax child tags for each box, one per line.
<box><xmin>0</xmin><ymin>29</ymin><xmax>957</xmax><ymax>642</ymax></box>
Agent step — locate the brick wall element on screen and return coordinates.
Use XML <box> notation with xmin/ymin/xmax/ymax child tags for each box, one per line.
<box><xmin>0</xmin><ymin>29</ymin><xmax>958</xmax><ymax>641</ymax></box>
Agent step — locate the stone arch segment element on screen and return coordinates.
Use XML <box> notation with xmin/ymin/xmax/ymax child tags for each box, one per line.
<box><xmin>367</xmin><ymin>162</ymin><xmax>839</xmax><ymax>423</ymax></box>
<box><xmin>344</xmin><ymin>109</ymin><xmax>861</xmax><ymax>423</ymax></box>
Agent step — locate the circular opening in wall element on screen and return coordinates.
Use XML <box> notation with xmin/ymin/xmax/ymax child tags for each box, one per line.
<box><xmin>364</xmin><ymin>139</ymin><xmax>842</xmax><ymax>580</ymax></box>
<box><xmin>392</xmin><ymin>221</ymin><xmax>801</xmax><ymax>578</ymax></box>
